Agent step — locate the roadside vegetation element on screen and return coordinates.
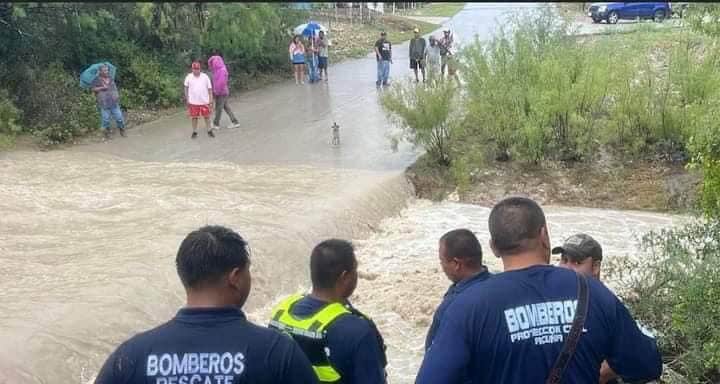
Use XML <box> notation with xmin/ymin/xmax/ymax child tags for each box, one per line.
<box><xmin>381</xmin><ymin>6</ymin><xmax>720</xmax><ymax>382</ymax></box>
<box><xmin>399</xmin><ymin>2</ymin><xmax>466</xmax><ymax>18</ymax></box>
<box><xmin>0</xmin><ymin>3</ymin><xmax>439</xmax><ymax>148</ymax></box>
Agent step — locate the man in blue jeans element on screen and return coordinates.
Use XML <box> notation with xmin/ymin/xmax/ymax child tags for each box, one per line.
<box><xmin>374</xmin><ymin>31</ymin><xmax>392</xmax><ymax>88</ymax></box>
<box><xmin>91</xmin><ymin>64</ymin><xmax>126</xmax><ymax>139</ymax></box>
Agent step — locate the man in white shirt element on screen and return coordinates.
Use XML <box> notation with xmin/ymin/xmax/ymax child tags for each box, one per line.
<box><xmin>184</xmin><ymin>61</ymin><xmax>214</xmax><ymax>139</ymax></box>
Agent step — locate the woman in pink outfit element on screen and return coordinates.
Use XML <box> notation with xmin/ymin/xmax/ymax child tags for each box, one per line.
<box><xmin>289</xmin><ymin>35</ymin><xmax>306</xmax><ymax>85</ymax></box>
<box><xmin>208</xmin><ymin>51</ymin><xmax>240</xmax><ymax>130</ymax></box>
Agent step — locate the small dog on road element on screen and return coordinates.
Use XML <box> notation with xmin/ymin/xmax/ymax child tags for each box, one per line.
<box><xmin>331</xmin><ymin>122</ymin><xmax>340</xmax><ymax>146</ymax></box>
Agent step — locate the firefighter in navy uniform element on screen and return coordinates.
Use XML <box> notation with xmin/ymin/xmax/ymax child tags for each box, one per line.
<box><xmin>269</xmin><ymin>239</ymin><xmax>387</xmax><ymax>384</ymax></box>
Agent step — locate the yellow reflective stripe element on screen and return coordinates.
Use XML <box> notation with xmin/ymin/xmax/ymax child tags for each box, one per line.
<box><xmin>272</xmin><ymin>293</ymin><xmax>304</xmax><ymax>314</ymax></box>
<box><xmin>313</xmin><ymin>364</ymin><xmax>341</xmax><ymax>382</ymax></box>
<box><xmin>271</xmin><ymin>295</ymin><xmax>351</xmax><ymax>332</ymax></box>
<box><xmin>312</xmin><ymin>303</ymin><xmax>351</xmax><ymax>331</ymax></box>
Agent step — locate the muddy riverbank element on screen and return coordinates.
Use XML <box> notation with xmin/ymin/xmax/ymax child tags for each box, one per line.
<box><xmin>407</xmin><ymin>154</ymin><xmax>701</xmax><ymax>213</ymax></box>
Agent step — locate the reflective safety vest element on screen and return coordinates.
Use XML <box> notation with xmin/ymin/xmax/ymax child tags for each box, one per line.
<box><xmin>269</xmin><ymin>294</ymin><xmax>388</xmax><ymax>383</ymax></box>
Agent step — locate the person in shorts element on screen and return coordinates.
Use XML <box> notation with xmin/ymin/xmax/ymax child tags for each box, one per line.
<box><xmin>183</xmin><ymin>61</ymin><xmax>214</xmax><ymax>139</ymax></box>
<box><xmin>317</xmin><ymin>30</ymin><xmax>330</xmax><ymax>82</ymax></box>
<box><xmin>409</xmin><ymin>28</ymin><xmax>427</xmax><ymax>83</ymax></box>
<box><xmin>289</xmin><ymin>35</ymin><xmax>306</xmax><ymax>85</ymax></box>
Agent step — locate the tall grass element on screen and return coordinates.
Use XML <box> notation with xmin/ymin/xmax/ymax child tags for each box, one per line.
<box><xmin>455</xmin><ymin>8</ymin><xmax>720</xmax><ymax>166</ymax></box>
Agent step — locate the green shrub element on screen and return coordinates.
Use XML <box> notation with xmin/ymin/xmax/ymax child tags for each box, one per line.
<box><xmin>20</xmin><ymin>63</ymin><xmax>97</xmax><ymax>145</ymax></box>
<box><xmin>605</xmin><ymin>220</ymin><xmax>720</xmax><ymax>383</ymax></box>
<box><xmin>0</xmin><ymin>89</ymin><xmax>21</xmax><ymax>134</ymax></box>
<box><xmin>126</xmin><ymin>57</ymin><xmax>182</xmax><ymax>109</ymax></box>
<box><xmin>381</xmin><ymin>80</ymin><xmax>460</xmax><ymax>166</ymax></box>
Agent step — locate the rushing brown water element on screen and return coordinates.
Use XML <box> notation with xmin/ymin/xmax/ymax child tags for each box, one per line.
<box><xmin>0</xmin><ymin>151</ymin><xmax>413</xmax><ymax>383</ymax></box>
<box><xmin>0</xmin><ymin>4</ymin><xmax>677</xmax><ymax>383</ymax></box>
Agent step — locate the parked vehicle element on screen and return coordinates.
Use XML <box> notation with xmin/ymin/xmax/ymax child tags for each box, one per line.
<box><xmin>587</xmin><ymin>2</ymin><xmax>671</xmax><ymax>24</ymax></box>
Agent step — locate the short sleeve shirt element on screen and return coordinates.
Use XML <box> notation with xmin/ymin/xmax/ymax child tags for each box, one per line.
<box><xmin>416</xmin><ymin>265</ymin><xmax>663</xmax><ymax>384</ymax></box>
<box><xmin>374</xmin><ymin>39</ymin><xmax>392</xmax><ymax>61</ymax></box>
<box><xmin>95</xmin><ymin>307</ymin><xmax>317</xmax><ymax>384</ymax></box>
<box><xmin>92</xmin><ymin>76</ymin><xmax>120</xmax><ymax>109</ymax></box>
<box><xmin>184</xmin><ymin>73</ymin><xmax>212</xmax><ymax>106</ymax></box>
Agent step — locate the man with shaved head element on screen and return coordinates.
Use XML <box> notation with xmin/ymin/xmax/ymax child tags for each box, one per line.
<box><xmin>416</xmin><ymin>196</ymin><xmax>662</xmax><ymax>384</ymax></box>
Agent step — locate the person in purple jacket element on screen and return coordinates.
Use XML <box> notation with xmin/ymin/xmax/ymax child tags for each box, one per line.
<box><xmin>208</xmin><ymin>51</ymin><xmax>241</xmax><ymax>130</ymax></box>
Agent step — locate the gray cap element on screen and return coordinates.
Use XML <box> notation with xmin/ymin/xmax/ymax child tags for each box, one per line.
<box><xmin>551</xmin><ymin>233</ymin><xmax>603</xmax><ymax>261</ymax></box>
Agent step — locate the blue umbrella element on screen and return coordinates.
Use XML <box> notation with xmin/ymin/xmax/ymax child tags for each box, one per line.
<box><xmin>293</xmin><ymin>21</ymin><xmax>327</xmax><ymax>37</ymax></box>
<box><xmin>80</xmin><ymin>62</ymin><xmax>117</xmax><ymax>90</ymax></box>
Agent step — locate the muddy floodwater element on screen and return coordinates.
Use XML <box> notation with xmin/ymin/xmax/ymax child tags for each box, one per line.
<box><xmin>0</xmin><ymin>3</ymin><xmax>685</xmax><ymax>384</ymax></box>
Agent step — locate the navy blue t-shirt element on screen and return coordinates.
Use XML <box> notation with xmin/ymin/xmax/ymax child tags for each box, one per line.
<box><xmin>289</xmin><ymin>296</ymin><xmax>386</xmax><ymax>384</ymax></box>
<box><xmin>425</xmin><ymin>269</ymin><xmax>491</xmax><ymax>351</ymax></box>
<box><xmin>95</xmin><ymin>307</ymin><xmax>317</xmax><ymax>384</ymax></box>
<box><xmin>416</xmin><ymin>265</ymin><xmax>662</xmax><ymax>384</ymax></box>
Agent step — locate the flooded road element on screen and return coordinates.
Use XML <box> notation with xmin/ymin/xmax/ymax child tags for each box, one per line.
<box><xmin>0</xmin><ymin>3</ymin><xmax>682</xmax><ymax>383</ymax></box>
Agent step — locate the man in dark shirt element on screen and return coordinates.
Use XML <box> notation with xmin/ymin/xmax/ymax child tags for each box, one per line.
<box><xmin>95</xmin><ymin>225</ymin><xmax>317</xmax><ymax>384</ymax></box>
<box><xmin>555</xmin><ymin>233</ymin><xmax>622</xmax><ymax>384</ymax></box>
<box><xmin>408</xmin><ymin>28</ymin><xmax>427</xmax><ymax>83</ymax></box>
<box><xmin>373</xmin><ymin>31</ymin><xmax>392</xmax><ymax>88</ymax></box>
<box><xmin>91</xmin><ymin>64</ymin><xmax>126</xmax><ymax>139</ymax></box>
<box><xmin>425</xmin><ymin>228</ymin><xmax>491</xmax><ymax>350</ymax></box>
<box><xmin>555</xmin><ymin>233</ymin><xmax>603</xmax><ymax>280</ymax></box>
<box><xmin>416</xmin><ymin>197</ymin><xmax>663</xmax><ymax>384</ymax></box>
<box><xmin>269</xmin><ymin>239</ymin><xmax>387</xmax><ymax>384</ymax></box>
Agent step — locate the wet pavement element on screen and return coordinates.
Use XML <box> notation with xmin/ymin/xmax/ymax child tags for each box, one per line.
<box><xmin>69</xmin><ymin>3</ymin><xmax>547</xmax><ymax>172</ymax></box>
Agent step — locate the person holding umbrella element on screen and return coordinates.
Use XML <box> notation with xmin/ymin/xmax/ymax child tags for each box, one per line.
<box><xmin>90</xmin><ymin>64</ymin><xmax>126</xmax><ymax>139</ymax></box>
<box><xmin>305</xmin><ymin>35</ymin><xmax>319</xmax><ymax>84</ymax></box>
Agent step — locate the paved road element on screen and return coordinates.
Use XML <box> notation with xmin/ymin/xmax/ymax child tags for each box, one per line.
<box><xmin>70</xmin><ymin>3</ymin><xmax>546</xmax><ymax>171</ymax></box>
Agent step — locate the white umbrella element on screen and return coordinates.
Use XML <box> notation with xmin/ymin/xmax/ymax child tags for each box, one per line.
<box><xmin>293</xmin><ymin>22</ymin><xmax>328</xmax><ymax>37</ymax></box>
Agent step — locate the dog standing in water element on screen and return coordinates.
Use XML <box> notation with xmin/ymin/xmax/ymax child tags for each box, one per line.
<box><xmin>331</xmin><ymin>122</ymin><xmax>340</xmax><ymax>146</ymax></box>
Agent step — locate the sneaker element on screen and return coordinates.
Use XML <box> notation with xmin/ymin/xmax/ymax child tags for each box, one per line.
<box><xmin>301</xmin><ymin>81</ymin><xmax>305</xmax><ymax>85</ymax></box>
<box><xmin>191</xmin><ymin>132</ymin><xmax>198</xmax><ymax>139</ymax></box>
<box><xmin>103</xmin><ymin>130</ymin><xmax>111</xmax><ymax>140</ymax></box>
<box><xmin>229</xmin><ymin>122</ymin><xmax>241</xmax><ymax>129</ymax></box>
<box><xmin>207</xmin><ymin>130</ymin><xmax>215</xmax><ymax>138</ymax></box>
<box><xmin>118</xmin><ymin>128</ymin><xmax>126</xmax><ymax>137</ymax></box>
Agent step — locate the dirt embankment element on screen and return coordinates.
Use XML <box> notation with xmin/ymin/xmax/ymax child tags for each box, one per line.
<box><xmin>406</xmin><ymin>155</ymin><xmax>701</xmax><ymax>212</ymax></box>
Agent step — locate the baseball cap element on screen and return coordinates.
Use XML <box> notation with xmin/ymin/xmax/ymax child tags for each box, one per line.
<box><xmin>413</xmin><ymin>28</ymin><xmax>420</xmax><ymax>33</ymax></box>
<box><xmin>191</xmin><ymin>61</ymin><xmax>201</xmax><ymax>70</ymax></box>
<box><xmin>551</xmin><ymin>233</ymin><xmax>603</xmax><ymax>262</ymax></box>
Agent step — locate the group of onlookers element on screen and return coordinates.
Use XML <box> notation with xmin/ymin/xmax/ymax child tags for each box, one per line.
<box><xmin>409</xmin><ymin>27</ymin><xmax>458</xmax><ymax>84</ymax></box>
<box><xmin>91</xmin><ymin>51</ymin><xmax>241</xmax><ymax>140</ymax></box>
<box><xmin>95</xmin><ymin>196</ymin><xmax>663</xmax><ymax>384</ymax></box>
<box><xmin>289</xmin><ymin>31</ymin><xmax>331</xmax><ymax>85</ymax></box>
<box><xmin>375</xmin><ymin>27</ymin><xmax>458</xmax><ymax>88</ymax></box>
